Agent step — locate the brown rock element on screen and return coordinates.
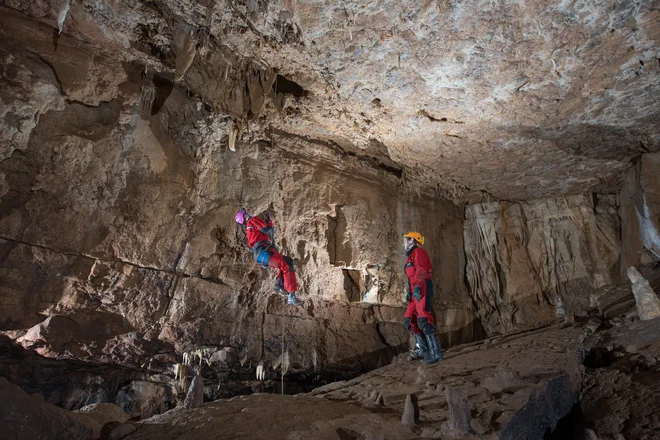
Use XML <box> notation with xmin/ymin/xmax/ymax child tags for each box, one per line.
<box><xmin>108</xmin><ymin>423</ymin><xmax>137</xmax><ymax>440</ymax></box>
<box><xmin>0</xmin><ymin>377</ymin><xmax>101</xmax><ymax>440</ymax></box>
<box><xmin>74</xmin><ymin>402</ymin><xmax>129</xmax><ymax>428</ymax></box>
<box><xmin>464</xmin><ymin>195</ymin><xmax>620</xmax><ymax>334</ymax></box>
<box><xmin>17</xmin><ymin>315</ymin><xmax>78</xmax><ymax>349</ymax></box>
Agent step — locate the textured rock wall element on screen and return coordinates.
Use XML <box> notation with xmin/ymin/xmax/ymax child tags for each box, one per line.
<box><xmin>620</xmin><ymin>153</ymin><xmax>660</xmax><ymax>271</ymax></box>
<box><xmin>0</xmin><ymin>8</ymin><xmax>480</xmax><ymax>403</ymax></box>
<box><xmin>464</xmin><ymin>194</ymin><xmax>620</xmax><ymax>335</ymax></box>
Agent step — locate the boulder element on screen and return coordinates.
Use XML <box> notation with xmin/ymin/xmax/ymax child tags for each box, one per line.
<box><xmin>74</xmin><ymin>402</ymin><xmax>130</xmax><ymax>428</ymax></box>
<box><xmin>0</xmin><ymin>377</ymin><xmax>101</xmax><ymax>440</ymax></box>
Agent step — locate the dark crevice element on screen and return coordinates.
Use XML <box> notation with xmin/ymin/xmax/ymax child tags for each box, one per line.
<box><xmin>274</xmin><ymin>74</ymin><xmax>306</xmax><ymax>98</ymax></box>
<box><xmin>543</xmin><ymin>403</ymin><xmax>587</xmax><ymax>440</ymax></box>
<box><xmin>342</xmin><ymin>269</ymin><xmax>361</xmax><ymax>302</ymax></box>
<box><xmin>374</xmin><ymin>323</ymin><xmax>390</xmax><ymax>346</ymax></box>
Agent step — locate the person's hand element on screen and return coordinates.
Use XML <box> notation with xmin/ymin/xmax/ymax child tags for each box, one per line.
<box><xmin>413</xmin><ymin>286</ymin><xmax>422</xmax><ymax>301</ymax></box>
<box><xmin>265</xmin><ymin>211</ymin><xmax>272</xmax><ymax>222</ymax></box>
<box><xmin>404</xmin><ymin>290</ymin><xmax>412</xmax><ymax>304</ymax></box>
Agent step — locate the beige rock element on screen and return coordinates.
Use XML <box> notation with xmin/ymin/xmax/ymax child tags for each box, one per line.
<box><xmin>401</xmin><ymin>394</ymin><xmax>418</xmax><ymax>426</ymax></box>
<box><xmin>109</xmin><ymin>423</ymin><xmax>137</xmax><ymax>440</ymax></box>
<box><xmin>74</xmin><ymin>402</ymin><xmax>130</xmax><ymax>428</ymax></box>
<box><xmin>440</xmin><ymin>387</ymin><xmax>472</xmax><ymax>438</ymax></box>
<box><xmin>626</xmin><ymin>267</ymin><xmax>660</xmax><ymax>320</ymax></box>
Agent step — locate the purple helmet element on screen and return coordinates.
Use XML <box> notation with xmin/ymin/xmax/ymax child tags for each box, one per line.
<box><xmin>235</xmin><ymin>207</ymin><xmax>249</xmax><ymax>225</ymax></box>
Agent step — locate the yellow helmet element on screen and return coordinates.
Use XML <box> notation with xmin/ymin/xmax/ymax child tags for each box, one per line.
<box><xmin>403</xmin><ymin>231</ymin><xmax>424</xmax><ymax>245</ymax></box>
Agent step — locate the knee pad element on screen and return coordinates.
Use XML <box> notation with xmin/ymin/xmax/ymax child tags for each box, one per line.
<box><xmin>403</xmin><ymin>318</ymin><xmax>412</xmax><ymax>332</ymax></box>
<box><xmin>417</xmin><ymin>318</ymin><xmax>436</xmax><ymax>335</ymax></box>
<box><xmin>283</xmin><ymin>256</ymin><xmax>295</xmax><ymax>272</ymax></box>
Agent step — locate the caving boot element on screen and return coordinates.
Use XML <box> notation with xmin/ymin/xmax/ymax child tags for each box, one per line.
<box><xmin>287</xmin><ymin>291</ymin><xmax>303</xmax><ymax>306</ymax></box>
<box><xmin>410</xmin><ymin>333</ymin><xmax>429</xmax><ymax>360</ymax></box>
<box><xmin>422</xmin><ymin>332</ymin><xmax>443</xmax><ymax>364</ymax></box>
<box><xmin>273</xmin><ymin>277</ymin><xmax>286</xmax><ymax>296</ymax></box>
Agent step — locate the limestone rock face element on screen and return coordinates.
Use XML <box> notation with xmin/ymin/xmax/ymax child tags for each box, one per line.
<box><xmin>0</xmin><ymin>7</ymin><xmax>480</xmax><ymax>406</ymax></box>
<box><xmin>620</xmin><ymin>153</ymin><xmax>660</xmax><ymax>270</ymax></box>
<box><xmin>464</xmin><ymin>194</ymin><xmax>620</xmax><ymax>334</ymax></box>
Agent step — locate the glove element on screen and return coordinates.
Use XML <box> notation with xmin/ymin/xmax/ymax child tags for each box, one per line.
<box><xmin>265</xmin><ymin>211</ymin><xmax>272</xmax><ymax>223</ymax></box>
<box><xmin>413</xmin><ymin>286</ymin><xmax>422</xmax><ymax>301</ymax></box>
<box><xmin>404</xmin><ymin>290</ymin><xmax>412</xmax><ymax>303</ymax></box>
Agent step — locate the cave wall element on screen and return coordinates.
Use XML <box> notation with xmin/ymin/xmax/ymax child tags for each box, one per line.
<box><xmin>0</xmin><ymin>8</ymin><xmax>480</xmax><ymax>398</ymax></box>
<box><xmin>620</xmin><ymin>153</ymin><xmax>660</xmax><ymax>272</ymax></box>
<box><xmin>464</xmin><ymin>194</ymin><xmax>621</xmax><ymax>335</ymax></box>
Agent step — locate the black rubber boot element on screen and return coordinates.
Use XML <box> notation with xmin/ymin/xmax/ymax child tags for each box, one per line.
<box><xmin>287</xmin><ymin>292</ymin><xmax>303</xmax><ymax>306</ymax></box>
<box><xmin>410</xmin><ymin>333</ymin><xmax>429</xmax><ymax>360</ymax></box>
<box><xmin>422</xmin><ymin>332</ymin><xmax>443</xmax><ymax>364</ymax></box>
<box><xmin>274</xmin><ymin>277</ymin><xmax>286</xmax><ymax>295</ymax></box>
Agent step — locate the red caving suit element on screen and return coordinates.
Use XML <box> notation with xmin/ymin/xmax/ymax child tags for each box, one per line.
<box><xmin>245</xmin><ymin>215</ymin><xmax>298</xmax><ymax>293</ymax></box>
<box><xmin>404</xmin><ymin>245</ymin><xmax>435</xmax><ymax>335</ymax></box>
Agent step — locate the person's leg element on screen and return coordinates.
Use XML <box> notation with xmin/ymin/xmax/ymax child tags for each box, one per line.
<box><xmin>415</xmin><ymin>281</ymin><xmax>442</xmax><ymax>363</ymax></box>
<box><xmin>404</xmin><ymin>301</ymin><xmax>428</xmax><ymax>360</ymax></box>
<box><xmin>268</xmin><ymin>251</ymin><xmax>302</xmax><ymax>306</ymax></box>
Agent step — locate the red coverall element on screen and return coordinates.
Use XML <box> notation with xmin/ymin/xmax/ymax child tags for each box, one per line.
<box><xmin>245</xmin><ymin>216</ymin><xmax>298</xmax><ymax>293</ymax></box>
<box><xmin>404</xmin><ymin>246</ymin><xmax>436</xmax><ymax>335</ymax></box>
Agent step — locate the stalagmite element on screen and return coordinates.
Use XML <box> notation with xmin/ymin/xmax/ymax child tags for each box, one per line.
<box><xmin>401</xmin><ymin>394</ymin><xmax>418</xmax><ymax>426</ymax></box>
<box><xmin>627</xmin><ymin>267</ymin><xmax>660</xmax><ymax>320</ymax></box>
<box><xmin>440</xmin><ymin>387</ymin><xmax>472</xmax><ymax>437</ymax></box>
<box><xmin>183</xmin><ymin>370</ymin><xmax>204</xmax><ymax>409</ymax></box>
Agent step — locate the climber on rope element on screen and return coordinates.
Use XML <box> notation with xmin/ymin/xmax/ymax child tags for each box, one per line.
<box><xmin>235</xmin><ymin>208</ymin><xmax>303</xmax><ymax>306</ymax></box>
<box><xmin>402</xmin><ymin>232</ymin><xmax>443</xmax><ymax>363</ymax></box>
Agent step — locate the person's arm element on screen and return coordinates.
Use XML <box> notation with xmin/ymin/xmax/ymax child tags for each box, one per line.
<box><xmin>411</xmin><ymin>249</ymin><xmax>432</xmax><ymax>299</ymax></box>
<box><xmin>249</xmin><ymin>215</ymin><xmax>275</xmax><ymax>240</ymax></box>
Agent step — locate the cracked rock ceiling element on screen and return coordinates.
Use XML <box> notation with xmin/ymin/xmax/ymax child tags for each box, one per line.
<box><xmin>5</xmin><ymin>0</ymin><xmax>660</xmax><ymax>202</ymax></box>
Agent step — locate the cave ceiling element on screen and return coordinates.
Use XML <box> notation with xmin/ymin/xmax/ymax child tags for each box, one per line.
<box><xmin>4</xmin><ymin>0</ymin><xmax>659</xmax><ymax>202</ymax></box>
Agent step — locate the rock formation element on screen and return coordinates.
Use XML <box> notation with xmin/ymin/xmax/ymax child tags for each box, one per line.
<box><xmin>620</xmin><ymin>153</ymin><xmax>660</xmax><ymax>269</ymax></box>
<box><xmin>464</xmin><ymin>194</ymin><xmax>620</xmax><ymax>334</ymax></box>
<box><xmin>627</xmin><ymin>266</ymin><xmax>660</xmax><ymax>320</ymax></box>
<box><xmin>183</xmin><ymin>372</ymin><xmax>204</xmax><ymax>409</ymax></box>
<box><xmin>1</xmin><ymin>377</ymin><xmax>102</xmax><ymax>440</ymax></box>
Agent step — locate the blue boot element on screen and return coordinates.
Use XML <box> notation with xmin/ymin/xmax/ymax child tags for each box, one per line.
<box><xmin>422</xmin><ymin>333</ymin><xmax>443</xmax><ymax>364</ymax></box>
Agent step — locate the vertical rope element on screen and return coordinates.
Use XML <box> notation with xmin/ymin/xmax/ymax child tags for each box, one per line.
<box><xmin>281</xmin><ymin>317</ymin><xmax>285</xmax><ymax>395</ymax></box>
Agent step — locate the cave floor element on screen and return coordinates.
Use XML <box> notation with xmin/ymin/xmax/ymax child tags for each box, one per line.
<box><xmin>125</xmin><ymin>324</ymin><xmax>587</xmax><ymax>439</ymax></box>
